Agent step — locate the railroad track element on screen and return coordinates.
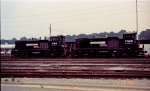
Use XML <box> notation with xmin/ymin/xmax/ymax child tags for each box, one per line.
<box><xmin>1</xmin><ymin>56</ymin><xmax>150</xmax><ymax>78</ymax></box>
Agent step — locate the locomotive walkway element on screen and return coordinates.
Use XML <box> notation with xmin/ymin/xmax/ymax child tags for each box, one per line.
<box><xmin>1</xmin><ymin>56</ymin><xmax>150</xmax><ymax>78</ymax></box>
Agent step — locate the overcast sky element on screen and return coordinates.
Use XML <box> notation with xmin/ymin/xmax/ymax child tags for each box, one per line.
<box><xmin>1</xmin><ymin>0</ymin><xmax>150</xmax><ymax>39</ymax></box>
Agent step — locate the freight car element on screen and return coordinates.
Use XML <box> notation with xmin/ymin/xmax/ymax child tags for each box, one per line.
<box><xmin>11</xmin><ymin>33</ymin><xmax>146</xmax><ymax>57</ymax></box>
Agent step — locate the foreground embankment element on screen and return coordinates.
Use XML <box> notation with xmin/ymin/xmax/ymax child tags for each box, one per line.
<box><xmin>1</xmin><ymin>78</ymin><xmax>150</xmax><ymax>91</ymax></box>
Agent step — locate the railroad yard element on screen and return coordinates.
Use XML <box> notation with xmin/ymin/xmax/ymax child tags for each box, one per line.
<box><xmin>1</xmin><ymin>56</ymin><xmax>150</xmax><ymax>91</ymax></box>
<box><xmin>1</xmin><ymin>56</ymin><xmax>150</xmax><ymax>78</ymax></box>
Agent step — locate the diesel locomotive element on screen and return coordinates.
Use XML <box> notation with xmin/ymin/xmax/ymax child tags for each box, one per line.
<box><xmin>11</xmin><ymin>35</ymin><xmax>67</xmax><ymax>57</ymax></box>
<box><xmin>11</xmin><ymin>33</ymin><xmax>146</xmax><ymax>57</ymax></box>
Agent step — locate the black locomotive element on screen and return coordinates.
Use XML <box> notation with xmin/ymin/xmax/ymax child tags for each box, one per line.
<box><xmin>73</xmin><ymin>33</ymin><xmax>145</xmax><ymax>57</ymax></box>
<box><xmin>11</xmin><ymin>33</ymin><xmax>146</xmax><ymax>57</ymax></box>
<box><xmin>11</xmin><ymin>35</ymin><xmax>67</xmax><ymax>57</ymax></box>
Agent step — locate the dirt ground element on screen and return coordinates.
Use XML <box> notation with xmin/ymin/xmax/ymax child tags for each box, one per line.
<box><xmin>1</xmin><ymin>78</ymin><xmax>150</xmax><ymax>91</ymax></box>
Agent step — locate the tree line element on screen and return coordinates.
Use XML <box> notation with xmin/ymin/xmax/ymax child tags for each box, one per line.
<box><xmin>1</xmin><ymin>29</ymin><xmax>150</xmax><ymax>44</ymax></box>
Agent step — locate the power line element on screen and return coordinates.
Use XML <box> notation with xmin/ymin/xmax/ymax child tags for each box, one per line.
<box><xmin>1</xmin><ymin>5</ymin><xmax>135</xmax><ymax>24</ymax></box>
<box><xmin>1</xmin><ymin>10</ymin><xmax>135</xmax><ymax>28</ymax></box>
<box><xmin>2</xmin><ymin>1</ymin><xmax>135</xmax><ymax>19</ymax></box>
<box><xmin>1</xmin><ymin>10</ymin><xmax>135</xmax><ymax>37</ymax></box>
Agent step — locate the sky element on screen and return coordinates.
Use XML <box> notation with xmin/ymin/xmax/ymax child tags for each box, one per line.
<box><xmin>1</xmin><ymin>0</ymin><xmax>150</xmax><ymax>39</ymax></box>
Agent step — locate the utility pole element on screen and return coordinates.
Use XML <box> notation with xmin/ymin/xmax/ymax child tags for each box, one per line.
<box><xmin>49</xmin><ymin>24</ymin><xmax>51</xmax><ymax>40</ymax></box>
<box><xmin>136</xmin><ymin>0</ymin><xmax>139</xmax><ymax>39</ymax></box>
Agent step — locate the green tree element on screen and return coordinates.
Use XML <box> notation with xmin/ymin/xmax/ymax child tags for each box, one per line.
<box><xmin>20</xmin><ymin>37</ymin><xmax>27</xmax><ymax>40</ymax></box>
<box><xmin>138</xmin><ymin>29</ymin><xmax>150</xmax><ymax>40</ymax></box>
<box><xmin>118</xmin><ymin>30</ymin><xmax>127</xmax><ymax>38</ymax></box>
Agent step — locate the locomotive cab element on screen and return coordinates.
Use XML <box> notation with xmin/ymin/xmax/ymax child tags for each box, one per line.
<box><xmin>123</xmin><ymin>33</ymin><xmax>137</xmax><ymax>45</ymax></box>
<box><xmin>49</xmin><ymin>35</ymin><xmax>67</xmax><ymax>57</ymax></box>
<box><xmin>50</xmin><ymin>35</ymin><xmax>66</xmax><ymax>47</ymax></box>
<box><xmin>123</xmin><ymin>33</ymin><xmax>145</xmax><ymax>57</ymax></box>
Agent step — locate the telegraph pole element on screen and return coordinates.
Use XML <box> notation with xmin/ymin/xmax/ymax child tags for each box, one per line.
<box><xmin>49</xmin><ymin>24</ymin><xmax>51</xmax><ymax>40</ymax></box>
<box><xmin>136</xmin><ymin>0</ymin><xmax>139</xmax><ymax>39</ymax></box>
